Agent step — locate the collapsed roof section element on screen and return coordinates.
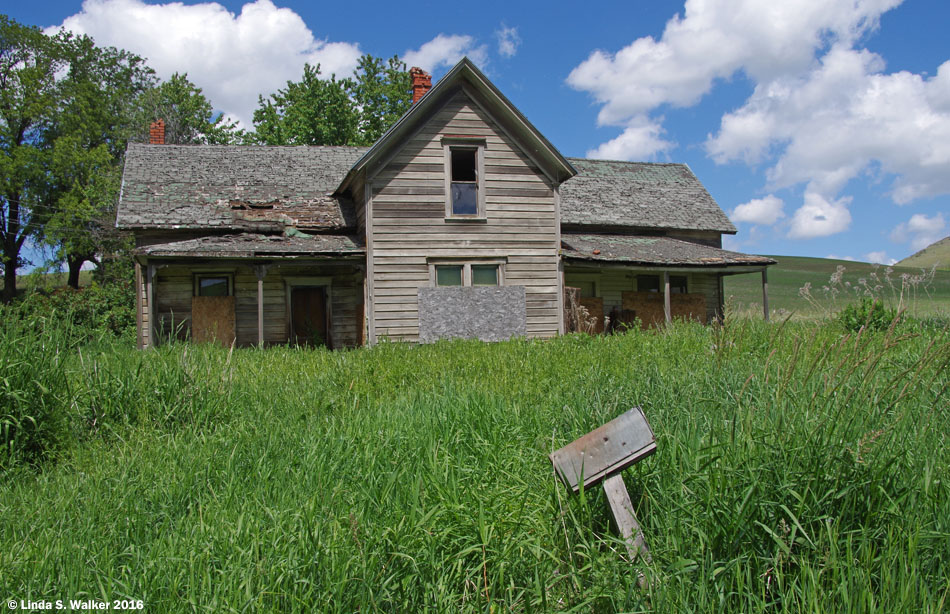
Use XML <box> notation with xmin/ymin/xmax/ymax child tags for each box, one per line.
<box><xmin>117</xmin><ymin>144</ymin><xmax>367</xmax><ymax>231</ymax></box>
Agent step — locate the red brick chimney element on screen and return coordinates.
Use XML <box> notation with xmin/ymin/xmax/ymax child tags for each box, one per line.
<box><xmin>149</xmin><ymin>119</ymin><xmax>165</xmax><ymax>144</ymax></box>
<box><xmin>410</xmin><ymin>67</ymin><xmax>432</xmax><ymax>104</ymax></box>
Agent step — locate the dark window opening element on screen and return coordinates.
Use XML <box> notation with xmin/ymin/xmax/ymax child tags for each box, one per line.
<box><xmin>637</xmin><ymin>275</ymin><xmax>660</xmax><ymax>293</ymax></box>
<box><xmin>451</xmin><ymin>149</ymin><xmax>477</xmax><ymax>181</ymax></box>
<box><xmin>197</xmin><ymin>276</ymin><xmax>230</xmax><ymax>297</ymax></box>
<box><xmin>450</xmin><ymin>148</ymin><xmax>478</xmax><ymax>216</ymax></box>
<box><xmin>670</xmin><ymin>276</ymin><xmax>688</xmax><ymax>294</ymax></box>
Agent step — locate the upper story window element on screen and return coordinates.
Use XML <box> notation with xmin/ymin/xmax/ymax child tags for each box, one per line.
<box><xmin>443</xmin><ymin>138</ymin><xmax>485</xmax><ymax>219</ymax></box>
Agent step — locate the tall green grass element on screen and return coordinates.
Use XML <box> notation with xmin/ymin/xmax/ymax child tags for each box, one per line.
<box><xmin>1</xmin><ymin>314</ymin><xmax>948</xmax><ymax>612</ymax></box>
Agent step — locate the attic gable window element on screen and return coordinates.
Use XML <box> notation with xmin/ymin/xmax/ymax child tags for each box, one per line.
<box><xmin>443</xmin><ymin>138</ymin><xmax>486</xmax><ymax>219</ymax></box>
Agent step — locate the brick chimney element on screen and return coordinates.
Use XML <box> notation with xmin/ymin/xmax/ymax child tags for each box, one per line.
<box><xmin>149</xmin><ymin>119</ymin><xmax>165</xmax><ymax>144</ymax></box>
<box><xmin>409</xmin><ymin>67</ymin><xmax>432</xmax><ymax>104</ymax></box>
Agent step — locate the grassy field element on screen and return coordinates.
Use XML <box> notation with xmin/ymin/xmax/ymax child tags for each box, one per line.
<box><xmin>899</xmin><ymin>237</ymin><xmax>950</xmax><ymax>271</ymax></box>
<box><xmin>0</xmin><ymin>270</ymin><xmax>94</xmax><ymax>293</ymax></box>
<box><xmin>1</xmin><ymin>310</ymin><xmax>948</xmax><ymax>612</ymax></box>
<box><xmin>724</xmin><ymin>255</ymin><xmax>950</xmax><ymax>317</ymax></box>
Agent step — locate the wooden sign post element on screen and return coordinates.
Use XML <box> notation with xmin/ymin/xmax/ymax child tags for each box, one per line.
<box><xmin>550</xmin><ymin>407</ymin><xmax>656</xmax><ymax>569</ymax></box>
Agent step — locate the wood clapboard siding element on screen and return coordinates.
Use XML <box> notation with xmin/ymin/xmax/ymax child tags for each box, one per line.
<box><xmin>368</xmin><ymin>90</ymin><xmax>560</xmax><ymax>342</ymax></box>
<box><xmin>149</xmin><ymin>263</ymin><xmax>363</xmax><ymax>348</ymax></box>
<box><xmin>565</xmin><ymin>268</ymin><xmax>723</xmax><ymax>327</ymax></box>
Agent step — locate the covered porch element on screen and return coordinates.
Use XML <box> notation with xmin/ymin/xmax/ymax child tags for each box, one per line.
<box><xmin>134</xmin><ymin>233</ymin><xmax>366</xmax><ymax>349</ymax></box>
<box><xmin>561</xmin><ymin>233</ymin><xmax>776</xmax><ymax>332</ymax></box>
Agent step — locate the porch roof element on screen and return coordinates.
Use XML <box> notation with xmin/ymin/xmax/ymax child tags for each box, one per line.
<box><xmin>561</xmin><ymin>233</ymin><xmax>776</xmax><ymax>268</ymax></box>
<box><xmin>135</xmin><ymin>232</ymin><xmax>365</xmax><ymax>259</ymax></box>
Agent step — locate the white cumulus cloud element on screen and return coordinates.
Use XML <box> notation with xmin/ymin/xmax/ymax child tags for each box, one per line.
<box><xmin>566</xmin><ymin>0</ymin><xmax>900</xmax><ymax>126</ymax></box>
<box><xmin>788</xmin><ymin>192</ymin><xmax>852</xmax><ymax>239</ymax></box>
<box><xmin>403</xmin><ymin>34</ymin><xmax>488</xmax><ymax>73</ymax></box>
<box><xmin>730</xmin><ymin>194</ymin><xmax>784</xmax><ymax>226</ymax></box>
<box><xmin>864</xmin><ymin>251</ymin><xmax>897</xmax><ymax>265</ymax></box>
<box><xmin>495</xmin><ymin>25</ymin><xmax>520</xmax><ymax>58</ymax></box>
<box><xmin>890</xmin><ymin>213</ymin><xmax>947</xmax><ymax>251</ymax></box>
<box><xmin>48</xmin><ymin>0</ymin><xmax>362</xmax><ymax>127</ymax></box>
<box><xmin>585</xmin><ymin>115</ymin><xmax>674</xmax><ymax>161</ymax></box>
<box><xmin>567</xmin><ymin>0</ymin><xmax>950</xmax><ymax>235</ymax></box>
<box><xmin>708</xmin><ymin>47</ymin><xmax>950</xmax><ymax>203</ymax></box>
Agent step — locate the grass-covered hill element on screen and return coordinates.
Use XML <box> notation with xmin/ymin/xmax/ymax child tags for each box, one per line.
<box><xmin>724</xmin><ymin>255</ymin><xmax>950</xmax><ymax>316</ymax></box>
<box><xmin>1</xmin><ymin>308</ymin><xmax>948</xmax><ymax>612</ymax></box>
<box><xmin>898</xmin><ymin>236</ymin><xmax>950</xmax><ymax>271</ymax></box>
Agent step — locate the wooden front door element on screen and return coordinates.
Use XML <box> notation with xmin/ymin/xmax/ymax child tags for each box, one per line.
<box><xmin>291</xmin><ymin>287</ymin><xmax>328</xmax><ymax>347</ymax></box>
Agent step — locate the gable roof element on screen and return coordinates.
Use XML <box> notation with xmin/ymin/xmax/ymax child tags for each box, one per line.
<box><xmin>117</xmin><ymin>143</ymin><xmax>366</xmax><ymax>231</ymax></box>
<box><xmin>560</xmin><ymin>158</ymin><xmax>737</xmax><ymax>234</ymax></box>
<box><xmin>337</xmin><ymin>57</ymin><xmax>576</xmax><ymax>194</ymax></box>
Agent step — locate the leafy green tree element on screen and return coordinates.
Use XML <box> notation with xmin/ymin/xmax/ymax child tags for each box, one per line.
<box><xmin>136</xmin><ymin>73</ymin><xmax>242</xmax><ymax>145</ymax></box>
<box><xmin>41</xmin><ymin>33</ymin><xmax>154</xmax><ymax>288</ymax></box>
<box><xmin>251</xmin><ymin>54</ymin><xmax>412</xmax><ymax>146</ymax></box>
<box><xmin>252</xmin><ymin>63</ymin><xmax>358</xmax><ymax>146</ymax></box>
<box><xmin>0</xmin><ymin>15</ymin><xmax>69</xmax><ymax>301</ymax></box>
<box><xmin>350</xmin><ymin>55</ymin><xmax>412</xmax><ymax>145</ymax></box>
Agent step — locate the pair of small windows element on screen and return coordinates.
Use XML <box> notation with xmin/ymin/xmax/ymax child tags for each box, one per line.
<box><xmin>435</xmin><ymin>264</ymin><xmax>499</xmax><ymax>287</ymax></box>
<box><xmin>637</xmin><ymin>275</ymin><xmax>687</xmax><ymax>294</ymax></box>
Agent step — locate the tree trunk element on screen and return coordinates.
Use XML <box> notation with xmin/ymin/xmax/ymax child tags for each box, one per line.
<box><xmin>2</xmin><ymin>258</ymin><xmax>16</xmax><ymax>303</ymax></box>
<box><xmin>66</xmin><ymin>254</ymin><xmax>87</xmax><ymax>289</ymax></box>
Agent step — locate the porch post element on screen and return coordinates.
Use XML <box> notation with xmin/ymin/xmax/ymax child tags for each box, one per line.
<box><xmin>254</xmin><ymin>265</ymin><xmax>267</xmax><ymax>346</ymax></box>
<box><xmin>762</xmin><ymin>269</ymin><xmax>770</xmax><ymax>322</ymax></box>
<box><xmin>663</xmin><ymin>271</ymin><xmax>671</xmax><ymax>325</ymax></box>
<box><xmin>146</xmin><ymin>261</ymin><xmax>155</xmax><ymax>348</ymax></box>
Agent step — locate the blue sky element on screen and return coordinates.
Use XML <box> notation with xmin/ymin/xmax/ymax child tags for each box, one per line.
<box><xmin>6</xmin><ymin>0</ymin><xmax>950</xmax><ymax>265</ymax></box>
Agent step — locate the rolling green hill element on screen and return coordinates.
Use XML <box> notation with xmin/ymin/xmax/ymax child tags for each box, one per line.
<box><xmin>723</xmin><ymin>255</ymin><xmax>950</xmax><ymax>316</ymax></box>
<box><xmin>898</xmin><ymin>236</ymin><xmax>950</xmax><ymax>270</ymax></box>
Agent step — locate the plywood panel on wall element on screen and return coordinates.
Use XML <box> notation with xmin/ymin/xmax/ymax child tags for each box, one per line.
<box><xmin>621</xmin><ymin>291</ymin><xmax>707</xmax><ymax>328</ymax></box>
<box><xmin>192</xmin><ymin>296</ymin><xmax>236</xmax><ymax>346</ymax></box>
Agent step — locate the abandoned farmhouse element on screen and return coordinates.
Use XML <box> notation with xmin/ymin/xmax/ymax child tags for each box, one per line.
<box><xmin>117</xmin><ymin>58</ymin><xmax>775</xmax><ymax>349</ymax></box>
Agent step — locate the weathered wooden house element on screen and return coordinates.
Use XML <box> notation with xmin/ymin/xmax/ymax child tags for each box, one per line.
<box><xmin>117</xmin><ymin>58</ymin><xmax>774</xmax><ymax>349</ymax></box>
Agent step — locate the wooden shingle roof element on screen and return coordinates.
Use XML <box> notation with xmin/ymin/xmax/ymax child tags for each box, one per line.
<box><xmin>561</xmin><ymin>233</ymin><xmax>774</xmax><ymax>268</ymax></box>
<box><xmin>560</xmin><ymin>159</ymin><xmax>737</xmax><ymax>234</ymax></box>
<box><xmin>134</xmin><ymin>232</ymin><xmax>364</xmax><ymax>258</ymax></box>
<box><xmin>117</xmin><ymin>144</ymin><xmax>367</xmax><ymax>231</ymax></box>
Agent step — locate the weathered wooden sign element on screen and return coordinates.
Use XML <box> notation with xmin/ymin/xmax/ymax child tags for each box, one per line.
<box><xmin>549</xmin><ymin>406</ymin><xmax>656</xmax><ymax>493</ymax></box>
<box><xmin>550</xmin><ymin>407</ymin><xmax>656</xmax><ymax>571</ymax></box>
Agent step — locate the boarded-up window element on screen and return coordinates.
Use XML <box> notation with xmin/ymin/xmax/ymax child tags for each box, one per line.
<box><xmin>192</xmin><ymin>297</ymin><xmax>236</xmax><ymax>346</ymax></box>
<box><xmin>192</xmin><ymin>273</ymin><xmax>235</xmax><ymax>346</ymax></box>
